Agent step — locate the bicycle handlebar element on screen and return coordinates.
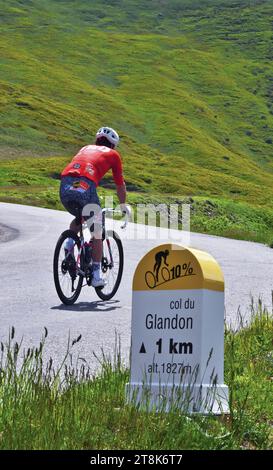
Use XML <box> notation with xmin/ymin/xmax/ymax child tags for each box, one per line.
<box><xmin>102</xmin><ymin>207</ymin><xmax>130</xmax><ymax>229</ymax></box>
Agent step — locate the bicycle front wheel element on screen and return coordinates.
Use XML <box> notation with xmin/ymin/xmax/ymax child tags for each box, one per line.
<box><xmin>53</xmin><ymin>230</ymin><xmax>84</xmax><ymax>305</ymax></box>
<box><xmin>95</xmin><ymin>230</ymin><xmax>124</xmax><ymax>301</ymax></box>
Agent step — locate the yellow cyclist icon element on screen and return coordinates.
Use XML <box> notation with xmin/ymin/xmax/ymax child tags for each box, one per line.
<box><xmin>145</xmin><ymin>249</ymin><xmax>170</xmax><ymax>289</ymax></box>
<box><xmin>153</xmin><ymin>249</ymin><xmax>169</xmax><ymax>281</ymax></box>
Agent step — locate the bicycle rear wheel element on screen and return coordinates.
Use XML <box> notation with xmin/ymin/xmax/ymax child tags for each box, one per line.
<box><xmin>53</xmin><ymin>230</ymin><xmax>84</xmax><ymax>305</ymax></box>
<box><xmin>95</xmin><ymin>230</ymin><xmax>124</xmax><ymax>301</ymax></box>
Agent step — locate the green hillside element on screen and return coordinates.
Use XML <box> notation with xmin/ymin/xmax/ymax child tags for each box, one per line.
<box><xmin>1</xmin><ymin>0</ymin><xmax>273</xmax><ymax>242</ymax></box>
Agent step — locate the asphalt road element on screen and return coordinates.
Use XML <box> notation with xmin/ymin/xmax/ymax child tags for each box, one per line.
<box><xmin>0</xmin><ymin>202</ymin><xmax>273</xmax><ymax>372</ymax></box>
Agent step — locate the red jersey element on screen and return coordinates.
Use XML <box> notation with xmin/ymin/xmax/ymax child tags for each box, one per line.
<box><xmin>61</xmin><ymin>145</ymin><xmax>124</xmax><ymax>186</ymax></box>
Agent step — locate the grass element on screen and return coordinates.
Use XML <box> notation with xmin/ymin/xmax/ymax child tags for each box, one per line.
<box><xmin>1</xmin><ymin>1</ymin><xmax>273</xmax><ymax>243</ymax></box>
<box><xmin>0</xmin><ymin>303</ymin><xmax>272</xmax><ymax>450</ymax></box>
<box><xmin>1</xmin><ymin>155</ymin><xmax>273</xmax><ymax>245</ymax></box>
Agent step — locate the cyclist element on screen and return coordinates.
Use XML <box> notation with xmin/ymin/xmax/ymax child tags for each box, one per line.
<box><xmin>60</xmin><ymin>126</ymin><xmax>129</xmax><ymax>287</ymax></box>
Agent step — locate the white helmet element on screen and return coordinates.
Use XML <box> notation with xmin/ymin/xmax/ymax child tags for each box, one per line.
<box><xmin>96</xmin><ymin>127</ymin><xmax>119</xmax><ymax>147</ymax></box>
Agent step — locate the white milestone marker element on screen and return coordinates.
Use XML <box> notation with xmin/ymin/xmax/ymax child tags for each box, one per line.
<box><xmin>126</xmin><ymin>243</ymin><xmax>229</xmax><ymax>414</ymax></box>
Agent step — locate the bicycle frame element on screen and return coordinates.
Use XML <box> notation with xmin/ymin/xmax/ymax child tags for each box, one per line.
<box><xmin>75</xmin><ymin>208</ymin><xmax>128</xmax><ymax>279</ymax></box>
<box><xmin>54</xmin><ymin>206</ymin><xmax>127</xmax><ymax>303</ymax></box>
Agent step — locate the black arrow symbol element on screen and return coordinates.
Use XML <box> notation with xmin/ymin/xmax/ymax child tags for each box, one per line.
<box><xmin>139</xmin><ymin>342</ymin><xmax>146</xmax><ymax>354</ymax></box>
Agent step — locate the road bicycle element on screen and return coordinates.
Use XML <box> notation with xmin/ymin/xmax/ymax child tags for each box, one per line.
<box><xmin>145</xmin><ymin>266</ymin><xmax>170</xmax><ymax>289</ymax></box>
<box><xmin>53</xmin><ymin>208</ymin><xmax>127</xmax><ymax>305</ymax></box>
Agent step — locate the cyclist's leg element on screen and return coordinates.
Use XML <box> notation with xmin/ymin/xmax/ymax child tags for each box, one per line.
<box><xmin>60</xmin><ymin>176</ymin><xmax>86</xmax><ymax>256</ymax></box>
<box><xmin>69</xmin><ymin>216</ymin><xmax>81</xmax><ymax>235</ymax></box>
<box><xmin>81</xmin><ymin>181</ymin><xmax>104</xmax><ymax>286</ymax></box>
<box><xmin>83</xmin><ymin>207</ymin><xmax>102</xmax><ymax>262</ymax></box>
<box><xmin>60</xmin><ymin>176</ymin><xmax>82</xmax><ymax>232</ymax></box>
<box><xmin>81</xmin><ymin>180</ymin><xmax>102</xmax><ymax>257</ymax></box>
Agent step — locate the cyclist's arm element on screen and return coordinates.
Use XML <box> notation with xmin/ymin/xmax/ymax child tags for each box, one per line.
<box><xmin>116</xmin><ymin>183</ymin><xmax>126</xmax><ymax>204</ymax></box>
<box><xmin>111</xmin><ymin>152</ymin><xmax>126</xmax><ymax>204</ymax></box>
